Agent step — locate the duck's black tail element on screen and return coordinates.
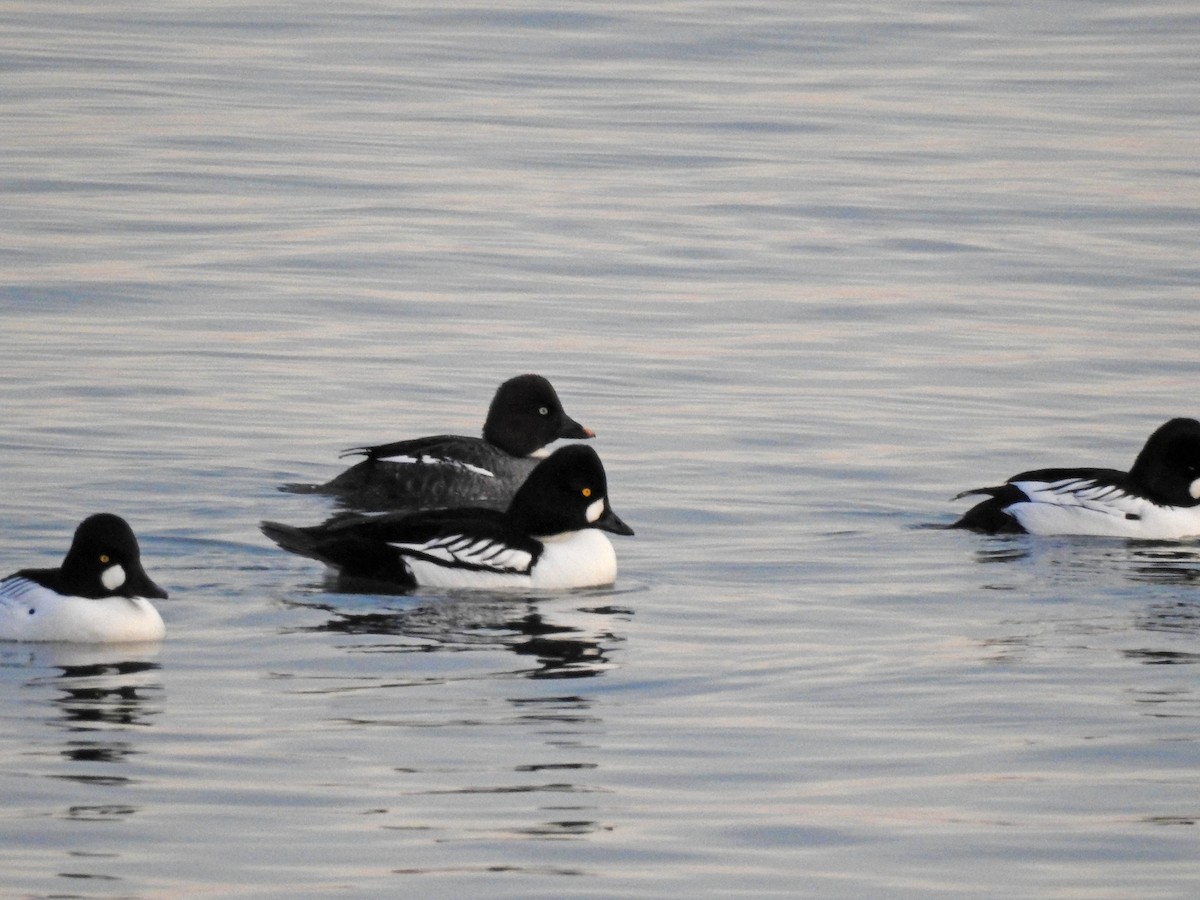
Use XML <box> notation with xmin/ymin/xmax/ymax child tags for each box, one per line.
<box><xmin>260</xmin><ymin>520</ymin><xmax>415</xmax><ymax>584</ymax></box>
<box><xmin>261</xmin><ymin>521</ymin><xmax>327</xmax><ymax>561</ymax></box>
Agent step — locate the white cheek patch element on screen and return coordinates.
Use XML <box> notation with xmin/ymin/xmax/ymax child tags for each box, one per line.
<box><xmin>101</xmin><ymin>564</ymin><xmax>126</xmax><ymax>591</ymax></box>
<box><xmin>1191</xmin><ymin>478</ymin><xmax>1200</xmax><ymax>500</ymax></box>
<box><xmin>585</xmin><ymin>497</ymin><xmax>605</xmax><ymax>524</ymax></box>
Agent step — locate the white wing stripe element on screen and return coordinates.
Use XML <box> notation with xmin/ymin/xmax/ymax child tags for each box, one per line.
<box><xmin>389</xmin><ymin>534</ymin><xmax>534</xmax><ymax>573</ymax></box>
<box><xmin>1028</xmin><ymin>479</ymin><xmax>1139</xmax><ymax>515</ymax></box>
<box><xmin>375</xmin><ymin>454</ymin><xmax>495</xmax><ymax>477</ymax></box>
<box><xmin>0</xmin><ymin>576</ymin><xmax>39</xmax><ymax>601</ymax></box>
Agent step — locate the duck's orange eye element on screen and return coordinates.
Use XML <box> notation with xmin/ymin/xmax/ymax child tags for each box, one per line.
<box><xmin>99</xmin><ymin>554</ymin><xmax>110</xmax><ymax>564</ymax></box>
<box><xmin>582</xmin><ymin>488</ymin><xmax>592</xmax><ymax>498</ymax></box>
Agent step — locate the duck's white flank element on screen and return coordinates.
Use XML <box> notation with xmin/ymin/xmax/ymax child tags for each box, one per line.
<box><xmin>1010</xmin><ymin>477</ymin><xmax>1200</xmax><ymax>538</ymax></box>
<box><xmin>390</xmin><ymin>529</ymin><xmax>618</xmax><ymax>590</ymax></box>
<box><xmin>0</xmin><ymin>577</ymin><xmax>165</xmax><ymax>643</ymax></box>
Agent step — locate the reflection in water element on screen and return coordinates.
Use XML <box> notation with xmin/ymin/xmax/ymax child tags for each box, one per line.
<box><xmin>515</xmin><ymin>819</ymin><xmax>603</xmax><ymax>837</ymax></box>
<box><xmin>973</xmin><ymin>543</ymin><xmax>1030</xmax><ymax>566</ymax></box>
<box><xmin>390</xmin><ymin>864</ymin><xmax>587</xmax><ymax>877</ymax></box>
<box><xmin>1123</xmin><ymin>648</ymin><xmax>1200</xmax><ymax>665</ymax></box>
<box><xmin>49</xmin><ymin>662</ymin><xmax>162</xmax><ymax>732</ymax></box>
<box><xmin>1133</xmin><ymin>601</ymin><xmax>1200</xmax><ymax>656</ymax></box>
<box><xmin>968</xmin><ymin>539</ymin><xmax>1200</xmax><ymax>671</ymax></box>
<box><xmin>1126</xmin><ymin>543</ymin><xmax>1200</xmax><ymax>585</ymax></box>
<box><xmin>1143</xmin><ymin>815</ymin><xmax>1198</xmax><ymax>826</ymax></box>
<box><xmin>1141</xmin><ymin>601</ymin><xmax>1196</xmax><ymax>646</ymax></box>
<box><xmin>16</xmin><ymin>644</ymin><xmax>164</xmax><ymax>786</ymax></box>
<box><xmin>280</xmin><ymin>592</ymin><xmax>621</xmax><ymax>855</ymax></box>
<box><xmin>57</xmin><ymin>676</ymin><xmax>157</xmax><ymax>728</ymax></box>
<box><xmin>972</xmin><ymin>536</ymin><xmax>1200</xmax><ymax>586</ymax></box>
<box><xmin>65</xmin><ymin>804</ymin><xmax>138</xmax><ymax>822</ymax></box>
<box><xmin>292</xmin><ymin>590</ymin><xmax>631</xmax><ymax>680</ymax></box>
<box><xmin>509</xmin><ymin>612</ymin><xmax>609</xmax><ymax>680</ymax></box>
<box><xmin>1129</xmin><ymin>686</ymin><xmax>1196</xmax><ymax>719</ymax></box>
<box><xmin>0</xmin><ymin>642</ymin><xmax>165</xmax><ymax>897</ymax></box>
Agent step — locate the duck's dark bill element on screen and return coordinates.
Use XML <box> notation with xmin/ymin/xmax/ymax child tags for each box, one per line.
<box><xmin>598</xmin><ymin>506</ymin><xmax>634</xmax><ymax>536</ymax></box>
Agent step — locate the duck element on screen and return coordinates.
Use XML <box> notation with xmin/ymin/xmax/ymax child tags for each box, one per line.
<box><xmin>263</xmin><ymin>444</ymin><xmax>633</xmax><ymax>591</ymax></box>
<box><xmin>289</xmin><ymin>374</ymin><xmax>595</xmax><ymax>511</ymax></box>
<box><xmin>0</xmin><ymin>513</ymin><xmax>167</xmax><ymax>642</ymax></box>
<box><xmin>952</xmin><ymin>417</ymin><xmax>1200</xmax><ymax>538</ymax></box>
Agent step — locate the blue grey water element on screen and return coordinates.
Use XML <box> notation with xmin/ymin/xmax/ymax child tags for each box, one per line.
<box><xmin>2</xmin><ymin>1</ymin><xmax>1199</xmax><ymax>896</ymax></box>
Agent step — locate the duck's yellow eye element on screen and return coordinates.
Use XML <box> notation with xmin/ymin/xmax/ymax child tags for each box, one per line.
<box><xmin>99</xmin><ymin>554</ymin><xmax>110</xmax><ymax>564</ymax></box>
<box><xmin>582</xmin><ymin>488</ymin><xmax>592</xmax><ymax>498</ymax></box>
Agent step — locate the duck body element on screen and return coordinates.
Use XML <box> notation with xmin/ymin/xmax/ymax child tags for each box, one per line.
<box><xmin>292</xmin><ymin>374</ymin><xmax>594</xmax><ymax>512</ymax></box>
<box><xmin>316</xmin><ymin>434</ymin><xmax>542</xmax><ymax>511</ymax></box>
<box><xmin>0</xmin><ymin>578</ymin><xmax>165</xmax><ymax>643</ymax></box>
<box><xmin>953</xmin><ymin>418</ymin><xmax>1200</xmax><ymax>539</ymax></box>
<box><xmin>0</xmin><ymin>514</ymin><xmax>167</xmax><ymax>643</ymax></box>
<box><xmin>264</xmin><ymin>445</ymin><xmax>633</xmax><ymax>591</ymax></box>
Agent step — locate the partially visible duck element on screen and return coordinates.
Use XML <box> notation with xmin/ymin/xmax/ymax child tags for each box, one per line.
<box><xmin>0</xmin><ymin>514</ymin><xmax>167</xmax><ymax>642</ymax></box>
<box><xmin>291</xmin><ymin>374</ymin><xmax>594</xmax><ymax>511</ymax></box>
<box><xmin>952</xmin><ymin>418</ymin><xmax>1200</xmax><ymax>538</ymax></box>
<box><xmin>263</xmin><ymin>444</ymin><xmax>633</xmax><ymax>591</ymax></box>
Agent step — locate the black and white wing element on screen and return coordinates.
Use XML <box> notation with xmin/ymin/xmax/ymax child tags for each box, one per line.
<box><xmin>958</xmin><ymin>467</ymin><xmax>1200</xmax><ymax>537</ymax></box>
<box><xmin>341</xmin><ymin>435</ymin><xmax>497</xmax><ymax>469</ymax></box>
<box><xmin>392</xmin><ymin>532</ymin><xmax>536</xmax><ymax>575</ymax></box>
<box><xmin>312</xmin><ymin>436</ymin><xmax>538</xmax><ymax>512</ymax></box>
<box><xmin>347</xmin><ymin>509</ymin><xmax>542</xmax><ymax>578</ymax></box>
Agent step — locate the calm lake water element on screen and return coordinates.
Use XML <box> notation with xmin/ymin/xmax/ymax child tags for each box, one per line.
<box><xmin>2</xmin><ymin>1</ymin><xmax>1199</xmax><ymax>896</ymax></box>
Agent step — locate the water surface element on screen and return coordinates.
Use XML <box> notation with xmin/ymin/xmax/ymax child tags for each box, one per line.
<box><xmin>2</xmin><ymin>1</ymin><xmax>1199</xmax><ymax>897</ymax></box>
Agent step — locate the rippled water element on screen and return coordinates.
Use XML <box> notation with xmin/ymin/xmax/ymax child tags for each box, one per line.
<box><xmin>2</xmin><ymin>1</ymin><xmax>1199</xmax><ymax>897</ymax></box>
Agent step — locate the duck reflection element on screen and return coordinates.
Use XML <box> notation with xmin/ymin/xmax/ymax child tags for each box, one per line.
<box><xmin>1125</xmin><ymin>543</ymin><xmax>1200</xmax><ymax>585</ymax></box>
<box><xmin>969</xmin><ymin>534</ymin><xmax>1200</xmax><ymax>584</ymax></box>
<box><xmin>18</xmin><ymin>643</ymin><xmax>163</xmax><ymax>769</ymax></box>
<box><xmin>292</xmin><ymin>586</ymin><xmax>631</xmax><ymax>680</ymax></box>
<box><xmin>279</xmin><ymin>590</ymin><xmax>627</xmax><ymax>852</ymax></box>
<box><xmin>1125</xmin><ymin>599</ymin><xmax>1200</xmax><ymax>666</ymax></box>
<box><xmin>967</xmin><ymin>537</ymin><xmax>1200</xmax><ymax>667</ymax></box>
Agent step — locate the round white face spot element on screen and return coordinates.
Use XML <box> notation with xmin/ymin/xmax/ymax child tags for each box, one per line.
<box><xmin>585</xmin><ymin>497</ymin><xmax>605</xmax><ymax>523</ymax></box>
<box><xmin>101</xmin><ymin>564</ymin><xmax>126</xmax><ymax>591</ymax></box>
<box><xmin>1190</xmin><ymin>477</ymin><xmax>1200</xmax><ymax>500</ymax></box>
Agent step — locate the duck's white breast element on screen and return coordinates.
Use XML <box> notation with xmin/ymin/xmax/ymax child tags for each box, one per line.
<box><xmin>528</xmin><ymin>530</ymin><xmax>617</xmax><ymax>590</ymax></box>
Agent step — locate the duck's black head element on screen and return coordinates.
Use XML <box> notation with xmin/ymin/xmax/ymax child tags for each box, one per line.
<box><xmin>1129</xmin><ymin>417</ymin><xmax>1200</xmax><ymax>506</ymax></box>
<box><xmin>483</xmin><ymin>374</ymin><xmax>594</xmax><ymax>456</ymax></box>
<box><xmin>507</xmin><ymin>444</ymin><xmax>633</xmax><ymax>538</ymax></box>
<box><xmin>60</xmin><ymin>513</ymin><xmax>169</xmax><ymax>600</ymax></box>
